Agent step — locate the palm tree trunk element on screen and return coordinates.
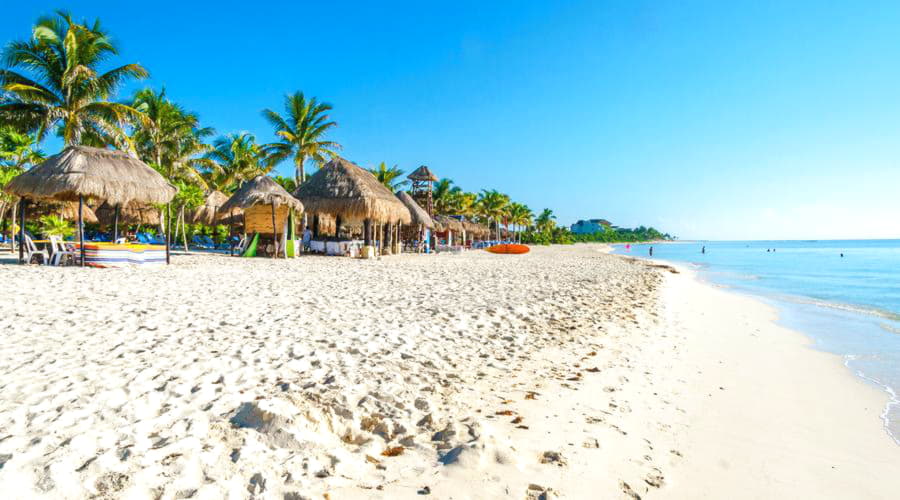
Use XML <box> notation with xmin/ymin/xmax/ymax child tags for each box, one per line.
<box><xmin>180</xmin><ymin>207</ymin><xmax>189</xmax><ymax>253</ymax></box>
<box><xmin>296</xmin><ymin>154</ymin><xmax>306</xmax><ymax>186</ymax></box>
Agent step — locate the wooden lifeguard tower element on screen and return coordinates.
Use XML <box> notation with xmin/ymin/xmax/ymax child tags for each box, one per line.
<box><xmin>407</xmin><ymin>165</ymin><xmax>438</xmax><ymax>217</ymax></box>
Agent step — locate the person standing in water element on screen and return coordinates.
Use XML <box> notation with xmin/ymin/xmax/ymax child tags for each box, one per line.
<box><xmin>649</xmin><ymin>246</ymin><xmax>653</xmax><ymax>257</ymax></box>
<box><xmin>701</xmin><ymin>245</ymin><xmax>706</xmax><ymax>254</ymax></box>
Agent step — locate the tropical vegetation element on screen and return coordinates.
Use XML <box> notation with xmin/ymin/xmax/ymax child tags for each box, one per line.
<box><xmin>0</xmin><ymin>10</ymin><xmax>670</xmax><ymax>249</ymax></box>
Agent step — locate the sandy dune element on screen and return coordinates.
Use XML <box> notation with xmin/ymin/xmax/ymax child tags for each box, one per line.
<box><xmin>1</xmin><ymin>245</ymin><xmax>897</xmax><ymax>499</ymax></box>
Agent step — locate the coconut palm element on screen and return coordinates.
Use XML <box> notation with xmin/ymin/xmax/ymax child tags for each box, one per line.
<box><xmin>367</xmin><ymin>162</ymin><xmax>409</xmax><ymax>191</ymax></box>
<box><xmin>433</xmin><ymin>178</ymin><xmax>461</xmax><ymax>214</ymax></box>
<box><xmin>262</xmin><ymin>91</ymin><xmax>341</xmax><ymax>184</ymax></box>
<box><xmin>204</xmin><ymin>133</ymin><xmax>274</xmax><ymax>187</ymax></box>
<box><xmin>0</xmin><ymin>11</ymin><xmax>149</xmax><ymax>148</ymax></box>
<box><xmin>535</xmin><ymin>208</ymin><xmax>557</xmax><ymax>233</ymax></box>
<box><xmin>507</xmin><ymin>202</ymin><xmax>533</xmax><ymax>243</ymax></box>
<box><xmin>129</xmin><ymin>88</ymin><xmax>213</xmax><ymax>187</ymax></box>
<box><xmin>271</xmin><ymin>175</ymin><xmax>297</xmax><ymax>193</ymax></box>
<box><xmin>476</xmin><ymin>189</ymin><xmax>510</xmax><ymax>241</ymax></box>
<box><xmin>0</xmin><ymin>126</ymin><xmax>44</xmax><ymax>250</ymax></box>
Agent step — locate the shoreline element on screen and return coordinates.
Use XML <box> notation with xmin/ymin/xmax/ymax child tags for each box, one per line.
<box><xmin>613</xmin><ymin>243</ymin><xmax>900</xmax><ymax>447</ymax></box>
<box><xmin>651</xmin><ymin>261</ymin><xmax>900</xmax><ymax>498</ymax></box>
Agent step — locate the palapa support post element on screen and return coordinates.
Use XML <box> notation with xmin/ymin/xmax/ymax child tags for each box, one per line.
<box><xmin>212</xmin><ymin>205</ymin><xmax>218</xmax><ymax>247</ymax></box>
<box><xmin>271</xmin><ymin>202</ymin><xmax>278</xmax><ymax>259</ymax></box>
<box><xmin>78</xmin><ymin>196</ymin><xmax>85</xmax><ymax>267</ymax></box>
<box><xmin>364</xmin><ymin>218</ymin><xmax>372</xmax><ymax>246</ymax></box>
<box><xmin>313</xmin><ymin>214</ymin><xmax>320</xmax><ymax>238</ymax></box>
<box><xmin>335</xmin><ymin>215</ymin><xmax>342</xmax><ymax>238</ymax></box>
<box><xmin>18</xmin><ymin>198</ymin><xmax>26</xmax><ymax>264</ymax></box>
<box><xmin>113</xmin><ymin>204</ymin><xmax>120</xmax><ymax>243</ymax></box>
<box><xmin>229</xmin><ymin>209</ymin><xmax>235</xmax><ymax>256</ymax></box>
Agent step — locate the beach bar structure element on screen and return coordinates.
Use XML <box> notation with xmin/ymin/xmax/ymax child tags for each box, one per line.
<box><xmin>219</xmin><ymin>175</ymin><xmax>304</xmax><ymax>258</ymax></box>
<box><xmin>4</xmin><ymin>145</ymin><xmax>176</xmax><ymax>266</ymax></box>
<box><xmin>295</xmin><ymin>157</ymin><xmax>411</xmax><ymax>257</ymax></box>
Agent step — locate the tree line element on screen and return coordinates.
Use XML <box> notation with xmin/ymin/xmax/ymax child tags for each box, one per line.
<box><xmin>0</xmin><ymin>11</ymin><xmax>669</xmax><ymax>245</ymax></box>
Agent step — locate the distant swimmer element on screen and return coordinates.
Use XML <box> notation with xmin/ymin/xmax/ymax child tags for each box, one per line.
<box><xmin>841</xmin><ymin>253</ymin><xmax>844</xmax><ymax>258</ymax></box>
<box><xmin>649</xmin><ymin>246</ymin><xmax>653</xmax><ymax>257</ymax></box>
<box><xmin>701</xmin><ymin>245</ymin><xmax>706</xmax><ymax>254</ymax></box>
<box><xmin>767</xmin><ymin>248</ymin><xmax>770</xmax><ymax>252</ymax></box>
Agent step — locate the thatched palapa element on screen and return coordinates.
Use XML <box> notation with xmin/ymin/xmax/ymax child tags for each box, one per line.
<box><xmin>396</xmin><ymin>191</ymin><xmax>434</xmax><ymax>228</ymax></box>
<box><xmin>219</xmin><ymin>176</ymin><xmax>303</xmax><ymax>214</ymax></box>
<box><xmin>187</xmin><ymin>190</ymin><xmax>235</xmax><ymax>225</ymax></box>
<box><xmin>462</xmin><ymin>219</ymin><xmax>489</xmax><ymax>237</ymax></box>
<box><xmin>294</xmin><ymin>157</ymin><xmax>411</xmax><ymax>224</ymax></box>
<box><xmin>27</xmin><ymin>201</ymin><xmax>99</xmax><ymax>224</ymax></box>
<box><xmin>433</xmin><ymin>214</ymin><xmax>463</xmax><ymax>232</ymax></box>
<box><xmin>4</xmin><ymin>146</ymin><xmax>176</xmax><ymax>206</ymax></box>
<box><xmin>407</xmin><ymin>165</ymin><xmax>438</xmax><ymax>182</ymax></box>
<box><xmin>95</xmin><ymin>202</ymin><xmax>161</xmax><ymax>227</ymax></box>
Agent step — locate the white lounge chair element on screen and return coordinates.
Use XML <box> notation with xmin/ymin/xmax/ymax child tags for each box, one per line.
<box><xmin>48</xmin><ymin>235</ymin><xmax>77</xmax><ymax>266</ymax></box>
<box><xmin>23</xmin><ymin>234</ymin><xmax>49</xmax><ymax>265</ymax></box>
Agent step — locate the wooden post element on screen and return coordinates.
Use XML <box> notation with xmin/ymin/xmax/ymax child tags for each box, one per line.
<box><xmin>271</xmin><ymin>203</ymin><xmax>278</xmax><ymax>259</ymax></box>
<box><xmin>229</xmin><ymin>209</ymin><xmax>235</xmax><ymax>256</ymax></box>
<box><xmin>18</xmin><ymin>198</ymin><xmax>25</xmax><ymax>264</ymax></box>
<box><xmin>363</xmin><ymin>219</ymin><xmax>372</xmax><ymax>246</ymax></box>
<box><xmin>78</xmin><ymin>196</ymin><xmax>85</xmax><ymax>267</ymax></box>
<box><xmin>212</xmin><ymin>205</ymin><xmax>219</xmax><ymax>247</ymax></box>
<box><xmin>335</xmin><ymin>215</ymin><xmax>342</xmax><ymax>238</ymax></box>
<box><xmin>165</xmin><ymin>203</ymin><xmax>171</xmax><ymax>264</ymax></box>
<box><xmin>313</xmin><ymin>214</ymin><xmax>320</xmax><ymax>238</ymax></box>
<box><xmin>113</xmin><ymin>204</ymin><xmax>120</xmax><ymax>242</ymax></box>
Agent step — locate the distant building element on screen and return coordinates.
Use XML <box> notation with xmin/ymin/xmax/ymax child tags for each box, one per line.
<box><xmin>571</xmin><ymin>218</ymin><xmax>613</xmax><ymax>234</ymax></box>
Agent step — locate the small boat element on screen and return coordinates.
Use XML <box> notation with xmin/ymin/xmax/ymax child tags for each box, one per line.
<box><xmin>486</xmin><ymin>243</ymin><xmax>530</xmax><ymax>255</ymax></box>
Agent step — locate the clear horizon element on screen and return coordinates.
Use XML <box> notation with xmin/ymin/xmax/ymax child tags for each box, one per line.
<box><xmin>3</xmin><ymin>1</ymin><xmax>899</xmax><ymax>240</ymax></box>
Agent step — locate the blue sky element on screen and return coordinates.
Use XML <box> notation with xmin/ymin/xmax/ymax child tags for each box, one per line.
<box><xmin>4</xmin><ymin>1</ymin><xmax>900</xmax><ymax>240</ymax></box>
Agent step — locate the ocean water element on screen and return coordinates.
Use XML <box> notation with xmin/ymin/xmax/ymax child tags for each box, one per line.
<box><xmin>614</xmin><ymin>240</ymin><xmax>900</xmax><ymax>445</ymax></box>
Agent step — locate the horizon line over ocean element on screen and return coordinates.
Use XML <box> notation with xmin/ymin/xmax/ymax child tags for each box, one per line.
<box><xmin>614</xmin><ymin>239</ymin><xmax>900</xmax><ymax>445</ymax></box>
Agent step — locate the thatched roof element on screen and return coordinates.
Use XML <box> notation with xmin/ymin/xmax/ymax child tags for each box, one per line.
<box><xmin>408</xmin><ymin>165</ymin><xmax>438</xmax><ymax>182</ymax></box>
<box><xmin>462</xmin><ymin>219</ymin><xmax>489</xmax><ymax>236</ymax></box>
<box><xmin>219</xmin><ymin>175</ymin><xmax>304</xmax><ymax>213</ymax></box>
<box><xmin>188</xmin><ymin>190</ymin><xmax>236</xmax><ymax>225</ymax></box>
<box><xmin>396</xmin><ymin>191</ymin><xmax>434</xmax><ymax>228</ymax></box>
<box><xmin>434</xmin><ymin>214</ymin><xmax>463</xmax><ymax>232</ymax></box>
<box><xmin>294</xmin><ymin>157</ymin><xmax>412</xmax><ymax>224</ymax></box>
<box><xmin>4</xmin><ymin>146</ymin><xmax>176</xmax><ymax>205</ymax></box>
<box><xmin>26</xmin><ymin>200</ymin><xmax>98</xmax><ymax>224</ymax></box>
<box><xmin>95</xmin><ymin>202</ymin><xmax>161</xmax><ymax>226</ymax></box>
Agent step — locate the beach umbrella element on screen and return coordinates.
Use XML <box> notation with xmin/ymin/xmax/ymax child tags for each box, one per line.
<box><xmin>26</xmin><ymin>200</ymin><xmax>99</xmax><ymax>224</ymax></box>
<box><xmin>294</xmin><ymin>157</ymin><xmax>411</xmax><ymax>248</ymax></box>
<box><xmin>187</xmin><ymin>190</ymin><xmax>236</xmax><ymax>225</ymax></box>
<box><xmin>219</xmin><ymin>175</ymin><xmax>304</xmax><ymax>258</ymax></box>
<box><xmin>4</xmin><ymin>146</ymin><xmax>176</xmax><ymax>266</ymax></box>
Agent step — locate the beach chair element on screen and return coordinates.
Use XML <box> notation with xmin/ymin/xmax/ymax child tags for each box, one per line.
<box><xmin>23</xmin><ymin>234</ymin><xmax>49</xmax><ymax>265</ymax></box>
<box><xmin>48</xmin><ymin>235</ymin><xmax>77</xmax><ymax>266</ymax></box>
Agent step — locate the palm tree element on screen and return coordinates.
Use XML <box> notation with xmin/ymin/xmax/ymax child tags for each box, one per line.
<box><xmin>0</xmin><ymin>11</ymin><xmax>149</xmax><ymax>147</ymax></box>
<box><xmin>367</xmin><ymin>162</ymin><xmax>408</xmax><ymax>191</ymax></box>
<box><xmin>433</xmin><ymin>178</ymin><xmax>460</xmax><ymax>214</ymax></box>
<box><xmin>0</xmin><ymin>126</ymin><xmax>44</xmax><ymax>250</ymax></box>
<box><xmin>506</xmin><ymin>202</ymin><xmax>533</xmax><ymax>243</ymax></box>
<box><xmin>271</xmin><ymin>175</ymin><xmax>297</xmax><ymax>193</ymax></box>
<box><xmin>205</xmin><ymin>133</ymin><xmax>274</xmax><ymax>187</ymax></box>
<box><xmin>130</xmin><ymin>88</ymin><xmax>213</xmax><ymax>187</ymax></box>
<box><xmin>262</xmin><ymin>91</ymin><xmax>341</xmax><ymax>184</ymax></box>
<box><xmin>535</xmin><ymin>208</ymin><xmax>557</xmax><ymax>233</ymax></box>
<box><xmin>476</xmin><ymin>189</ymin><xmax>510</xmax><ymax>241</ymax></box>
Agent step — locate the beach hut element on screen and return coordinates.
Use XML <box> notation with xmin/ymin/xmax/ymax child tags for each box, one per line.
<box><xmin>433</xmin><ymin>214</ymin><xmax>464</xmax><ymax>247</ymax></box>
<box><xmin>95</xmin><ymin>202</ymin><xmax>161</xmax><ymax>227</ymax></box>
<box><xmin>4</xmin><ymin>145</ymin><xmax>176</xmax><ymax>266</ymax></box>
<box><xmin>219</xmin><ymin>175</ymin><xmax>304</xmax><ymax>258</ymax></box>
<box><xmin>187</xmin><ymin>190</ymin><xmax>235</xmax><ymax>225</ymax></box>
<box><xmin>396</xmin><ymin>191</ymin><xmax>433</xmax><ymax>252</ymax></box>
<box><xmin>294</xmin><ymin>157</ymin><xmax>411</xmax><ymax>256</ymax></box>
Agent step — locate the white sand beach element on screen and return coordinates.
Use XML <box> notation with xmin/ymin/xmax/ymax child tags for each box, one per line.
<box><xmin>1</xmin><ymin>245</ymin><xmax>897</xmax><ymax>499</ymax></box>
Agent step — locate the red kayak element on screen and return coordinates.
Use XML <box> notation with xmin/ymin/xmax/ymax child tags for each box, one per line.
<box><xmin>486</xmin><ymin>243</ymin><xmax>530</xmax><ymax>254</ymax></box>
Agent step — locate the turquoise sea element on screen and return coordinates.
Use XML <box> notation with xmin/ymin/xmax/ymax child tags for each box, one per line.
<box><xmin>614</xmin><ymin>240</ymin><xmax>900</xmax><ymax>445</ymax></box>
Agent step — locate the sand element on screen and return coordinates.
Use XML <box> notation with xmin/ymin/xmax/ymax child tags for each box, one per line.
<box><xmin>0</xmin><ymin>244</ymin><xmax>897</xmax><ymax>499</ymax></box>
